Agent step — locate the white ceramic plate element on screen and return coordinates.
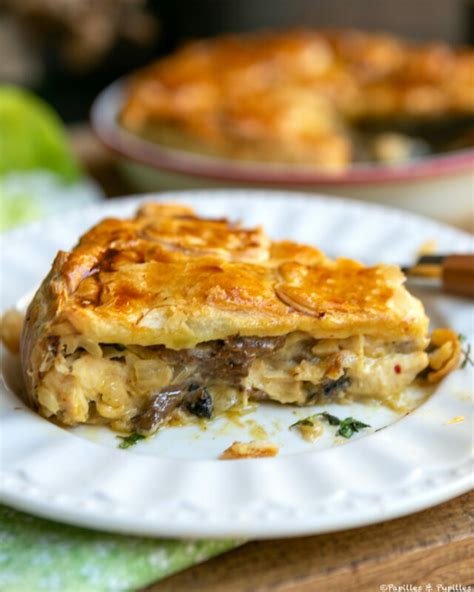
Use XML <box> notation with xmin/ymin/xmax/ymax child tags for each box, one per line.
<box><xmin>1</xmin><ymin>191</ymin><xmax>473</xmax><ymax>539</ymax></box>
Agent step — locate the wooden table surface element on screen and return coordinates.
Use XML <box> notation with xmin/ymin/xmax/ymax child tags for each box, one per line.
<box><xmin>145</xmin><ymin>491</ymin><xmax>473</xmax><ymax>592</ymax></box>
<box><xmin>71</xmin><ymin>126</ymin><xmax>473</xmax><ymax>592</ymax></box>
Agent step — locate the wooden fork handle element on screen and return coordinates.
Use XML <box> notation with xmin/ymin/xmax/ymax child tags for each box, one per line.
<box><xmin>442</xmin><ymin>255</ymin><xmax>474</xmax><ymax>298</ymax></box>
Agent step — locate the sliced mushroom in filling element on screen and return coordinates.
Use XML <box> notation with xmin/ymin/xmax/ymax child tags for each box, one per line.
<box><xmin>34</xmin><ymin>331</ymin><xmax>430</xmax><ymax>435</ymax></box>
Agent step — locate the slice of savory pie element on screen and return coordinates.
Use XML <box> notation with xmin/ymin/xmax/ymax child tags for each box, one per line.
<box><xmin>21</xmin><ymin>203</ymin><xmax>461</xmax><ymax>435</ymax></box>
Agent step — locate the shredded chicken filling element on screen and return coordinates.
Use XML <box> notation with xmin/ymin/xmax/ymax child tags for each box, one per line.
<box><xmin>35</xmin><ymin>332</ymin><xmax>429</xmax><ymax>434</ymax></box>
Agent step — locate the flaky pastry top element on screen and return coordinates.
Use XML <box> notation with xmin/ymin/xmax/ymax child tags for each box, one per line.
<box><xmin>22</xmin><ymin>203</ymin><xmax>429</xmax><ymax>351</ymax></box>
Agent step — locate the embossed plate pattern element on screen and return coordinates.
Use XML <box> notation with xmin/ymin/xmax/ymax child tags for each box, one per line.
<box><xmin>1</xmin><ymin>191</ymin><xmax>473</xmax><ymax>538</ymax></box>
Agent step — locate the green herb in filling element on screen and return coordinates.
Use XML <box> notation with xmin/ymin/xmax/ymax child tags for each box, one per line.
<box><xmin>461</xmin><ymin>342</ymin><xmax>473</xmax><ymax>369</ymax></box>
<box><xmin>117</xmin><ymin>433</ymin><xmax>146</xmax><ymax>449</ymax></box>
<box><xmin>336</xmin><ymin>417</ymin><xmax>371</xmax><ymax>439</ymax></box>
<box><xmin>291</xmin><ymin>412</ymin><xmax>370</xmax><ymax>439</ymax></box>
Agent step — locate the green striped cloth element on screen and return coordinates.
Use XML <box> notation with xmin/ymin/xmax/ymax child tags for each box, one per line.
<box><xmin>0</xmin><ymin>505</ymin><xmax>237</xmax><ymax>591</ymax></box>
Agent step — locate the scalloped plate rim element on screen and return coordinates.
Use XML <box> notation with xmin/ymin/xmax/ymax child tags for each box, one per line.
<box><xmin>1</xmin><ymin>190</ymin><xmax>473</xmax><ymax>538</ymax></box>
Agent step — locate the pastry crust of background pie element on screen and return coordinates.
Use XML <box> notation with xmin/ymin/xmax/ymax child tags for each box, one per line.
<box><xmin>120</xmin><ymin>30</ymin><xmax>474</xmax><ymax>167</ymax></box>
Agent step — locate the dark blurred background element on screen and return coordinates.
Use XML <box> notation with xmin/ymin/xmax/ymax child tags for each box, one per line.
<box><xmin>1</xmin><ymin>0</ymin><xmax>473</xmax><ymax>123</ymax></box>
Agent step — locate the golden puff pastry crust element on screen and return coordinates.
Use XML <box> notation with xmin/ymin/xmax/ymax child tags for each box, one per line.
<box><xmin>22</xmin><ymin>202</ymin><xmax>428</xmax><ymax>355</ymax></box>
<box><xmin>120</xmin><ymin>29</ymin><xmax>474</xmax><ymax>168</ymax></box>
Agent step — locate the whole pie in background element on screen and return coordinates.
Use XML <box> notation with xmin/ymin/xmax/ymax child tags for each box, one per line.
<box><xmin>120</xmin><ymin>29</ymin><xmax>474</xmax><ymax>169</ymax></box>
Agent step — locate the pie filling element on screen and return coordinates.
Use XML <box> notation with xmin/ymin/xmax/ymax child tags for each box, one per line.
<box><xmin>35</xmin><ymin>332</ymin><xmax>429</xmax><ymax>434</ymax></box>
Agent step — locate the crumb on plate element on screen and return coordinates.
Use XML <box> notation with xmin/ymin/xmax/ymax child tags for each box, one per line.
<box><xmin>296</xmin><ymin>419</ymin><xmax>324</xmax><ymax>442</ymax></box>
<box><xmin>446</xmin><ymin>416</ymin><xmax>465</xmax><ymax>425</ymax></box>
<box><xmin>219</xmin><ymin>440</ymin><xmax>279</xmax><ymax>460</ymax></box>
<box><xmin>417</xmin><ymin>239</ymin><xmax>438</xmax><ymax>257</ymax></box>
<box><xmin>0</xmin><ymin>309</ymin><xmax>24</xmax><ymax>353</ymax></box>
<box><xmin>426</xmin><ymin>329</ymin><xmax>462</xmax><ymax>383</ymax></box>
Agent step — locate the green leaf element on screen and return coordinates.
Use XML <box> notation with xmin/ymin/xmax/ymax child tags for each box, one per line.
<box><xmin>290</xmin><ymin>411</ymin><xmax>340</xmax><ymax>429</ymax></box>
<box><xmin>337</xmin><ymin>417</ymin><xmax>371</xmax><ymax>439</ymax></box>
<box><xmin>117</xmin><ymin>433</ymin><xmax>146</xmax><ymax>449</ymax></box>
<box><xmin>290</xmin><ymin>415</ymin><xmax>319</xmax><ymax>429</ymax></box>
<box><xmin>349</xmin><ymin>419</ymin><xmax>371</xmax><ymax>430</ymax></box>
<box><xmin>290</xmin><ymin>412</ymin><xmax>370</xmax><ymax>439</ymax></box>
<box><xmin>337</xmin><ymin>422</ymin><xmax>355</xmax><ymax>439</ymax></box>
<box><xmin>461</xmin><ymin>342</ymin><xmax>473</xmax><ymax>369</ymax></box>
<box><xmin>318</xmin><ymin>411</ymin><xmax>341</xmax><ymax>426</ymax></box>
<box><xmin>0</xmin><ymin>86</ymin><xmax>81</xmax><ymax>182</ymax></box>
